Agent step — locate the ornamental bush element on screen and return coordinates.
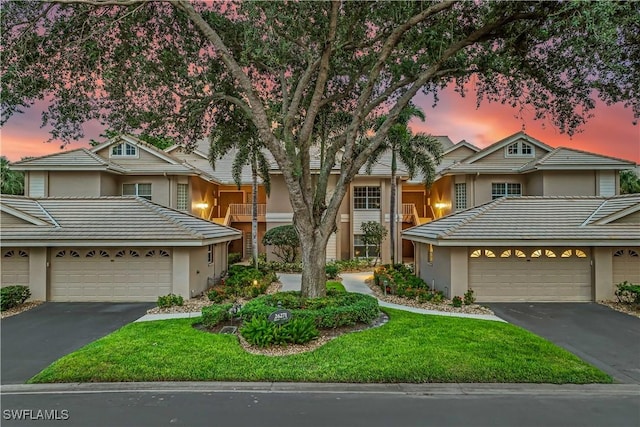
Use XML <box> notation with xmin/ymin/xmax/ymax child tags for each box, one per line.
<box><xmin>240</xmin><ymin>317</ymin><xmax>319</xmax><ymax>347</ymax></box>
<box><xmin>207</xmin><ymin>265</ymin><xmax>276</xmax><ymax>302</ymax></box>
<box><xmin>0</xmin><ymin>285</ymin><xmax>31</xmax><ymax>311</ymax></box>
<box><xmin>240</xmin><ymin>291</ymin><xmax>379</xmax><ymax>329</ymax></box>
<box><xmin>615</xmin><ymin>281</ymin><xmax>640</xmax><ymax>304</ymax></box>
<box><xmin>156</xmin><ymin>293</ymin><xmax>184</xmax><ymax>308</ymax></box>
<box><xmin>201</xmin><ymin>303</ymin><xmax>233</xmax><ymax>328</ymax></box>
<box><xmin>261</xmin><ymin>224</ymin><xmax>300</xmax><ymax>263</ymax></box>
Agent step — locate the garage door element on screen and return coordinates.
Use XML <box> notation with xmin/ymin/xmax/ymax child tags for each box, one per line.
<box><xmin>50</xmin><ymin>248</ymin><xmax>172</xmax><ymax>302</ymax></box>
<box><xmin>1</xmin><ymin>249</ymin><xmax>29</xmax><ymax>287</ymax></box>
<box><xmin>469</xmin><ymin>248</ymin><xmax>591</xmax><ymax>302</ymax></box>
<box><xmin>613</xmin><ymin>248</ymin><xmax>640</xmax><ymax>286</ymax></box>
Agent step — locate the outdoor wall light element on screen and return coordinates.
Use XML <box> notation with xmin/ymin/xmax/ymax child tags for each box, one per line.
<box><xmin>195</xmin><ymin>202</ymin><xmax>209</xmax><ymax>210</ymax></box>
<box><xmin>434</xmin><ymin>202</ymin><xmax>448</xmax><ymax>210</ymax></box>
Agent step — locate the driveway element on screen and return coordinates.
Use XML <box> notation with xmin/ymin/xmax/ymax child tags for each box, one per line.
<box><xmin>1</xmin><ymin>302</ymin><xmax>153</xmax><ymax>384</ymax></box>
<box><xmin>487</xmin><ymin>303</ymin><xmax>640</xmax><ymax>384</ymax></box>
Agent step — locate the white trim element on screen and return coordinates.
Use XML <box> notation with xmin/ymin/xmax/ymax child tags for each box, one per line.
<box><xmin>265</xmin><ymin>212</ymin><xmax>294</xmax><ymax>222</ymax></box>
<box><xmin>401</xmin><ymin>237</ymin><xmax>640</xmax><ymax>247</ymax></box>
<box><xmin>1</xmin><ymin>237</ymin><xmax>241</xmax><ymax>247</ymax></box>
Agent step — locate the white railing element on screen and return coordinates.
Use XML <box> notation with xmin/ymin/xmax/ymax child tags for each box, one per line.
<box><xmin>229</xmin><ymin>204</ymin><xmax>266</xmax><ymax>216</ymax></box>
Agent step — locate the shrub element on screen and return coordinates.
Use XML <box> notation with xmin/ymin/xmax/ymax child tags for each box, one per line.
<box><xmin>325</xmin><ymin>263</ymin><xmax>339</xmax><ymax>279</ymax></box>
<box><xmin>0</xmin><ymin>285</ymin><xmax>31</xmax><ymax>311</ymax></box>
<box><xmin>201</xmin><ymin>303</ymin><xmax>233</xmax><ymax>328</ymax></box>
<box><xmin>615</xmin><ymin>281</ymin><xmax>640</xmax><ymax>304</ymax></box>
<box><xmin>258</xmin><ymin>259</ymin><xmax>303</xmax><ymax>273</ymax></box>
<box><xmin>463</xmin><ymin>289</ymin><xmax>476</xmax><ymax>305</ymax></box>
<box><xmin>240</xmin><ymin>317</ymin><xmax>319</xmax><ymax>347</ymax></box>
<box><xmin>228</xmin><ymin>252</ymin><xmax>242</xmax><ymax>264</ymax></box>
<box><xmin>240</xmin><ymin>291</ymin><xmax>379</xmax><ymax>329</ymax></box>
<box><xmin>207</xmin><ymin>288</ymin><xmax>226</xmax><ymax>303</ymax></box>
<box><xmin>156</xmin><ymin>293</ymin><xmax>184</xmax><ymax>308</ymax></box>
<box><xmin>431</xmin><ymin>292</ymin><xmax>444</xmax><ymax>304</ymax></box>
<box><xmin>262</xmin><ymin>225</ymin><xmax>300</xmax><ymax>263</ymax></box>
<box><xmin>451</xmin><ymin>296</ymin><xmax>463</xmax><ymax>307</ymax></box>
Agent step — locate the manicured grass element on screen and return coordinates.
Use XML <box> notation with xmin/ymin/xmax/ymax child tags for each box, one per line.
<box><xmin>326</xmin><ymin>281</ymin><xmax>346</xmax><ymax>292</ymax></box>
<box><xmin>29</xmin><ymin>308</ymin><xmax>611</xmax><ymax>384</ymax></box>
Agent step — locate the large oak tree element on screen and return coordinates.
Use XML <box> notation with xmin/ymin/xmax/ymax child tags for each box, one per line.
<box><xmin>2</xmin><ymin>1</ymin><xmax>638</xmax><ymax>297</ymax></box>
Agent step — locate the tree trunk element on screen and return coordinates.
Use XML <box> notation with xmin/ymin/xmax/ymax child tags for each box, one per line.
<box><xmin>298</xmin><ymin>229</ymin><xmax>328</xmax><ymax>298</ymax></box>
<box><xmin>390</xmin><ymin>150</ymin><xmax>397</xmax><ymax>265</ymax></box>
<box><xmin>251</xmin><ymin>157</ymin><xmax>258</xmax><ymax>269</ymax></box>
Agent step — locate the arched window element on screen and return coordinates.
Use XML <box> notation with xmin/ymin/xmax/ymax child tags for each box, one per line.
<box><xmin>3</xmin><ymin>250</ymin><xmax>15</xmax><ymax>258</ymax></box>
<box><xmin>561</xmin><ymin>250</ymin><xmax>572</xmax><ymax>258</ymax></box>
<box><xmin>99</xmin><ymin>250</ymin><xmax>110</xmax><ymax>258</ymax></box>
<box><xmin>545</xmin><ymin>249</ymin><xmax>556</xmax><ymax>258</ymax></box>
<box><xmin>500</xmin><ymin>250</ymin><xmax>512</xmax><ymax>258</ymax></box>
<box><xmin>531</xmin><ymin>249</ymin><xmax>542</xmax><ymax>258</ymax></box>
<box><xmin>575</xmin><ymin>250</ymin><xmax>587</xmax><ymax>258</ymax></box>
<box><xmin>159</xmin><ymin>250</ymin><xmax>170</xmax><ymax>257</ymax></box>
<box><xmin>613</xmin><ymin>250</ymin><xmax>624</xmax><ymax>257</ymax></box>
<box><xmin>470</xmin><ymin>249</ymin><xmax>482</xmax><ymax>258</ymax></box>
<box><xmin>629</xmin><ymin>250</ymin><xmax>639</xmax><ymax>257</ymax></box>
<box><xmin>514</xmin><ymin>250</ymin><xmax>526</xmax><ymax>258</ymax></box>
<box><xmin>115</xmin><ymin>250</ymin><xmax>126</xmax><ymax>258</ymax></box>
<box><xmin>484</xmin><ymin>250</ymin><xmax>496</xmax><ymax>258</ymax></box>
<box><xmin>145</xmin><ymin>250</ymin><xmax>156</xmax><ymax>257</ymax></box>
<box><xmin>86</xmin><ymin>250</ymin><xmax>96</xmax><ymax>258</ymax></box>
<box><xmin>55</xmin><ymin>250</ymin><xmax>66</xmax><ymax>258</ymax></box>
<box><xmin>70</xmin><ymin>250</ymin><xmax>80</xmax><ymax>258</ymax></box>
<box><xmin>129</xmin><ymin>250</ymin><xmax>140</xmax><ymax>257</ymax></box>
<box><xmin>18</xmin><ymin>250</ymin><xmax>29</xmax><ymax>257</ymax></box>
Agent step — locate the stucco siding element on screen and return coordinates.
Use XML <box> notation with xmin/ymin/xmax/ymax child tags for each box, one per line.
<box><xmin>48</xmin><ymin>172</ymin><xmax>100</xmax><ymax>197</ymax></box>
<box><xmin>1</xmin><ymin>212</ymin><xmax>31</xmax><ymax>225</ymax></box>
<box><xmin>473</xmin><ymin>174</ymin><xmax>525</xmax><ymax>206</ymax></box>
<box><xmin>99</xmin><ymin>173</ymin><xmax>119</xmax><ymax>196</ymax></box>
<box><xmin>119</xmin><ymin>176</ymin><xmax>170</xmax><ymax>207</ymax></box>
<box><xmin>543</xmin><ymin>171</ymin><xmax>596</xmax><ymax>196</ymax></box>
<box><xmin>418</xmin><ymin>245</ymin><xmax>452</xmax><ymax>297</ymax></box>
<box><xmin>526</xmin><ymin>172</ymin><xmax>544</xmax><ymax>196</ymax></box>
<box><xmin>611</xmin><ymin>211</ymin><xmax>640</xmax><ymax>224</ymax></box>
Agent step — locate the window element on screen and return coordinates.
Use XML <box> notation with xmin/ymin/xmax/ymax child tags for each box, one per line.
<box><xmin>455</xmin><ymin>183</ymin><xmax>467</xmax><ymax>210</ymax></box>
<box><xmin>111</xmin><ymin>143</ymin><xmax>137</xmax><ymax>157</ymax></box>
<box><xmin>561</xmin><ymin>250</ymin><xmax>573</xmax><ymax>258</ymax></box>
<box><xmin>484</xmin><ymin>249</ymin><xmax>496</xmax><ymax>258</ymax></box>
<box><xmin>545</xmin><ymin>249</ymin><xmax>556</xmax><ymax>258</ymax></box>
<box><xmin>123</xmin><ymin>183</ymin><xmax>152</xmax><ymax>200</ymax></box>
<box><xmin>177</xmin><ymin>184</ymin><xmax>189</xmax><ymax>211</ymax></box>
<box><xmin>70</xmin><ymin>250</ymin><xmax>80</xmax><ymax>258</ymax></box>
<box><xmin>3</xmin><ymin>250</ymin><xmax>15</xmax><ymax>258</ymax></box>
<box><xmin>145</xmin><ymin>250</ymin><xmax>156</xmax><ymax>257</ymax></box>
<box><xmin>514</xmin><ymin>250</ymin><xmax>526</xmax><ymax>258</ymax></box>
<box><xmin>630</xmin><ymin>250</ymin><xmax>639</xmax><ymax>257</ymax></box>
<box><xmin>427</xmin><ymin>244</ymin><xmax>434</xmax><ymax>263</ymax></box>
<box><xmin>354</xmin><ymin>235</ymin><xmax>379</xmax><ymax>258</ymax></box>
<box><xmin>500</xmin><ymin>250</ymin><xmax>512</xmax><ymax>258</ymax></box>
<box><xmin>159</xmin><ymin>249</ymin><xmax>170</xmax><ymax>257</ymax></box>
<box><xmin>505</xmin><ymin>141</ymin><xmax>534</xmax><ymax>157</ymax></box>
<box><xmin>492</xmin><ymin>183</ymin><xmax>521</xmax><ymax>200</ymax></box>
<box><xmin>99</xmin><ymin>250</ymin><xmax>110</xmax><ymax>257</ymax></box>
<box><xmin>470</xmin><ymin>249</ymin><xmax>482</xmax><ymax>258</ymax></box>
<box><xmin>86</xmin><ymin>250</ymin><xmax>96</xmax><ymax>258</ymax></box>
<box><xmin>55</xmin><ymin>250</ymin><xmax>66</xmax><ymax>257</ymax></box>
<box><xmin>115</xmin><ymin>250</ymin><xmax>126</xmax><ymax>258</ymax></box>
<box><xmin>207</xmin><ymin>245</ymin><xmax>214</xmax><ymax>265</ymax></box>
<box><xmin>531</xmin><ymin>249</ymin><xmax>542</xmax><ymax>258</ymax></box>
<box><xmin>353</xmin><ymin>186</ymin><xmax>381</xmax><ymax>209</ymax></box>
<box><xmin>575</xmin><ymin>250</ymin><xmax>587</xmax><ymax>258</ymax></box>
<box><xmin>129</xmin><ymin>250</ymin><xmax>140</xmax><ymax>257</ymax></box>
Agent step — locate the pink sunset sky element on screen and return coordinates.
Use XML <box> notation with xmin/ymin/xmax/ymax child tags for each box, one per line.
<box><xmin>1</xmin><ymin>86</ymin><xmax>639</xmax><ymax>163</ymax></box>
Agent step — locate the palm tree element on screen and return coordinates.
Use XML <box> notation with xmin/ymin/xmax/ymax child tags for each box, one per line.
<box><xmin>366</xmin><ymin>103</ymin><xmax>442</xmax><ymax>265</ymax></box>
<box><xmin>1</xmin><ymin>156</ymin><xmax>24</xmax><ymax>195</ymax></box>
<box><xmin>209</xmin><ymin>114</ymin><xmax>271</xmax><ymax>269</ymax></box>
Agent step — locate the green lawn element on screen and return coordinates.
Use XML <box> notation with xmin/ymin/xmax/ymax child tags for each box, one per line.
<box><xmin>326</xmin><ymin>281</ymin><xmax>346</xmax><ymax>292</ymax></box>
<box><xmin>29</xmin><ymin>308</ymin><xmax>610</xmax><ymax>384</ymax></box>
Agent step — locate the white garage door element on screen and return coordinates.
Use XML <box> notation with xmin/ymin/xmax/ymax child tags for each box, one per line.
<box><xmin>1</xmin><ymin>249</ymin><xmax>29</xmax><ymax>287</ymax></box>
<box><xmin>469</xmin><ymin>248</ymin><xmax>592</xmax><ymax>302</ymax></box>
<box><xmin>50</xmin><ymin>248</ymin><xmax>172</xmax><ymax>302</ymax></box>
<box><xmin>613</xmin><ymin>248</ymin><xmax>640</xmax><ymax>286</ymax></box>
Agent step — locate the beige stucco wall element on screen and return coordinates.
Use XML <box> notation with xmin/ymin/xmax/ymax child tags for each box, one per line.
<box><xmin>526</xmin><ymin>172</ymin><xmax>544</xmax><ymax>196</ymax></box>
<box><xmin>119</xmin><ymin>176</ymin><xmax>170</xmax><ymax>207</ymax></box>
<box><xmin>446</xmin><ymin>146</ymin><xmax>477</xmax><ymax>162</ymax></box>
<box><xmin>266</xmin><ymin>175</ymin><xmax>292</xmax><ymax>214</ymax></box>
<box><xmin>100</xmin><ymin>173</ymin><xmax>120</xmax><ymax>196</ymax></box>
<box><xmin>29</xmin><ymin>248</ymin><xmax>47</xmax><ymax>301</ymax></box>
<box><xmin>612</xmin><ymin>211</ymin><xmax>640</xmax><ymax>224</ymax></box>
<box><xmin>473</xmin><ymin>142</ymin><xmax>547</xmax><ymax>166</ymax></box>
<box><xmin>418</xmin><ymin>245</ymin><xmax>453</xmax><ymax>296</ymax></box>
<box><xmin>190</xmin><ymin>176</ymin><xmax>217</xmax><ymax>218</ymax></box>
<box><xmin>449</xmin><ymin>247</ymin><xmax>469</xmax><ymax>298</ymax></box>
<box><xmin>172</xmin><ymin>248</ymin><xmax>191</xmax><ymax>299</ymax></box>
<box><xmin>429</xmin><ymin>175</ymin><xmax>452</xmax><ymax>217</ymax></box>
<box><xmin>187</xmin><ymin>246</ymin><xmax>217</xmax><ymax>297</ymax></box>
<box><xmin>543</xmin><ymin>171</ymin><xmax>596</xmax><ymax>196</ymax></box>
<box><xmin>472</xmin><ymin>174</ymin><xmax>525</xmax><ymax>206</ymax></box>
<box><xmin>48</xmin><ymin>172</ymin><xmax>101</xmax><ymax>197</ymax></box>
<box><xmin>593</xmin><ymin>247</ymin><xmax>614</xmax><ymax>300</ymax></box>
<box><xmin>1</xmin><ymin>212</ymin><xmax>30</xmax><ymax>225</ymax></box>
<box><xmin>95</xmin><ymin>145</ymin><xmax>169</xmax><ymax>165</ymax></box>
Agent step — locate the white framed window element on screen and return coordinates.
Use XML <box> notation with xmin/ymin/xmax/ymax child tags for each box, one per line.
<box><xmin>123</xmin><ymin>183</ymin><xmax>152</xmax><ymax>200</ymax></box>
<box><xmin>492</xmin><ymin>183</ymin><xmax>521</xmax><ymax>200</ymax></box>
<box><xmin>111</xmin><ymin>143</ymin><xmax>138</xmax><ymax>157</ymax></box>
<box><xmin>427</xmin><ymin>244</ymin><xmax>434</xmax><ymax>263</ymax></box>
<box><xmin>207</xmin><ymin>244</ymin><xmax>214</xmax><ymax>265</ymax></box>
<box><xmin>454</xmin><ymin>183</ymin><xmax>467</xmax><ymax>210</ymax></box>
<box><xmin>354</xmin><ymin>235</ymin><xmax>379</xmax><ymax>258</ymax></box>
<box><xmin>353</xmin><ymin>186</ymin><xmax>381</xmax><ymax>210</ymax></box>
<box><xmin>177</xmin><ymin>184</ymin><xmax>189</xmax><ymax>211</ymax></box>
<box><xmin>505</xmin><ymin>141</ymin><xmax>534</xmax><ymax>157</ymax></box>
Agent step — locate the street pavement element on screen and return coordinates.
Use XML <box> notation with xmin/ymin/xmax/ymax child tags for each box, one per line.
<box><xmin>1</xmin><ymin>382</ymin><xmax>638</xmax><ymax>427</ymax></box>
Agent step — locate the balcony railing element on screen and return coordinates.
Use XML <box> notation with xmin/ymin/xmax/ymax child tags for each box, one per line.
<box><xmin>229</xmin><ymin>203</ymin><xmax>266</xmax><ymax>217</ymax></box>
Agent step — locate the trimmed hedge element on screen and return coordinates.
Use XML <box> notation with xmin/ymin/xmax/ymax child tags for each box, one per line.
<box><xmin>207</xmin><ymin>265</ymin><xmax>277</xmax><ymax>302</ymax></box>
<box><xmin>240</xmin><ymin>290</ymin><xmax>379</xmax><ymax>329</ymax></box>
<box><xmin>0</xmin><ymin>285</ymin><xmax>31</xmax><ymax>311</ymax></box>
<box><xmin>240</xmin><ymin>317</ymin><xmax>319</xmax><ymax>347</ymax></box>
<box><xmin>201</xmin><ymin>303</ymin><xmax>233</xmax><ymax>328</ymax></box>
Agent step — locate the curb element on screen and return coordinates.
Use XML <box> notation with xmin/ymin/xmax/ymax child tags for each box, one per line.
<box><xmin>2</xmin><ymin>382</ymin><xmax>638</xmax><ymax>396</ymax></box>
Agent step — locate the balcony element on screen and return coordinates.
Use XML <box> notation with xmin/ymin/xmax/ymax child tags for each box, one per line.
<box><xmin>402</xmin><ymin>203</ymin><xmax>432</xmax><ymax>225</ymax></box>
<box><xmin>213</xmin><ymin>203</ymin><xmax>266</xmax><ymax>225</ymax></box>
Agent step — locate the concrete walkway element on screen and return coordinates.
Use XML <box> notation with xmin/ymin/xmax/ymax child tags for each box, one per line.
<box><xmin>279</xmin><ymin>271</ymin><xmax>505</xmax><ymax>322</ymax></box>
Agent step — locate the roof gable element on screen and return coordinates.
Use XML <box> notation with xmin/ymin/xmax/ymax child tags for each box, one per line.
<box><xmin>461</xmin><ymin>132</ymin><xmax>554</xmax><ymax>165</ymax></box>
<box><xmin>10</xmin><ymin>149</ymin><xmax>124</xmax><ymax>173</ymax></box>
<box><xmin>91</xmin><ymin>135</ymin><xmax>182</xmax><ymax>165</ymax></box>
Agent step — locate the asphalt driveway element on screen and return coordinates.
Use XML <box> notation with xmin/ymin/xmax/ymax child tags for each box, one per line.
<box><xmin>487</xmin><ymin>303</ymin><xmax>640</xmax><ymax>384</ymax></box>
<box><xmin>1</xmin><ymin>302</ymin><xmax>153</xmax><ymax>384</ymax></box>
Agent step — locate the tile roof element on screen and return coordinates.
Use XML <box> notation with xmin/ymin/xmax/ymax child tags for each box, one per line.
<box><xmin>11</xmin><ymin>149</ymin><xmax>125</xmax><ymax>172</ymax></box>
<box><xmin>0</xmin><ymin>196</ymin><xmax>241</xmax><ymax>245</ymax></box>
<box><xmin>402</xmin><ymin>194</ymin><xmax>640</xmax><ymax>245</ymax></box>
<box><xmin>520</xmin><ymin>147</ymin><xmax>636</xmax><ymax>171</ymax></box>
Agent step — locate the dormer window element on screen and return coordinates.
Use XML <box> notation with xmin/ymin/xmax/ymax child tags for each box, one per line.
<box><xmin>111</xmin><ymin>142</ymin><xmax>137</xmax><ymax>157</ymax></box>
<box><xmin>505</xmin><ymin>141</ymin><xmax>534</xmax><ymax>157</ymax></box>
